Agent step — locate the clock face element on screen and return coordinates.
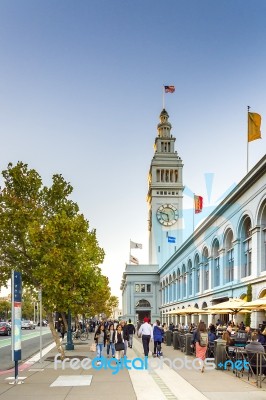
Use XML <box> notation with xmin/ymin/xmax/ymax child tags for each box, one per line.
<box><xmin>156</xmin><ymin>204</ymin><xmax>178</xmax><ymax>226</ymax></box>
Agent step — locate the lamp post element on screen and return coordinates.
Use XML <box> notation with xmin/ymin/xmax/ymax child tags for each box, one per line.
<box><xmin>65</xmin><ymin>309</ymin><xmax>74</xmax><ymax>350</ymax></box>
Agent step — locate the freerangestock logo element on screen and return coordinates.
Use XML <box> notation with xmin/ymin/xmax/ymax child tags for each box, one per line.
<box><xmin>54</xmin><ymin>354</ymin><xmax>216</xmax><ymax>375</ymax></box>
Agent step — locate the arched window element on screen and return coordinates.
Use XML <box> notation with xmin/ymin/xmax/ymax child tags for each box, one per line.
<box><xmin>225</xmin><ymin>229</ymin><xmax>234</xmax><ymax>282</ymax></box>
<box><xmin>188</xmin><ymin>259</ymin><xmax>192</xmax><ymax>296</ymax></box>
<box><xmin>258</xmin><ymin>200</ymin><xmax>266</xmax><ymax>272</ymax></box>
<box><xmin>213</xmin><ymin>239</ymin><xmax>220</xmax><ymax>287</ymax></box>
<box><xmin>177</xmin><ymin>269</ymin><xmax>181</xmax><ymax>300</ymax></box>
<box><xmin>203</xmin><ymin>248</ymin><xmax>209</xmax><ymax>290</ymax></box>
<box><xmin>173</xmin><ymin>271</ymin><xmax>177</xmax><ymax>301</ymax></box>
<box><xmin>182</xmin><ymin>264</ymin><xmax>186</xmax><ymax>298</ymax></box>
<box><xmin>240</xmin><ymin>217</ymin><xmax>252</xmax><ymax>278</ymax></box>
<box><xmin>135</xmin><ymin>299</ymin><xmax>151</xmax><ymax>308</ymax></box>
<box><xmin>194</xmin><ymin>254</ymin><xmax>200</xmax><ymax>293</ymax></box>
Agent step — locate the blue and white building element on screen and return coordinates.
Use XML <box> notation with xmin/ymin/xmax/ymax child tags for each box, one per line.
<box><xmin>121</xmin><ymin>109</ymin><xmax>266</xmax><ymax>328</ymax></box>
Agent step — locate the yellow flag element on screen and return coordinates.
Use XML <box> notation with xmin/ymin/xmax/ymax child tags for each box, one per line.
<box><xmin>248</xmin><ymin>112</ymin><xmax>261</xmax><ymax>142</ymax></box>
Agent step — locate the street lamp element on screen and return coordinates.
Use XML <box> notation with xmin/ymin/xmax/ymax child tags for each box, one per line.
<box><xmin>65</xmin><ymin>309</ymin><xmax>74</xmax><ymax>350</ymax></box>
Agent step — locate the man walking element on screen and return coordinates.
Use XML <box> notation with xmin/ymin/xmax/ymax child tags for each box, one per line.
<box><xmin>127</xmin><ymin>319</ymin><xmax>136</xmax><ymax>348</ymax></box>
<box><xmin>138</xmin><ymin>317</ymin><xmax>153</xmax><ymax>357</ymax></box>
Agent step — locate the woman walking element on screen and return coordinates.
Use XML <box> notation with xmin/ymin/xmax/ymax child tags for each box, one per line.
<box><xmin>106</xmin><ymin>323</ymin><xmax>116</xmax><ymax>358</ymax></box>
<box><xmin>192</xmin><ymin>321</ymin><xmax>208</xmax><ymax>372</ymax></box>
<box><xmin>94</xmin><ymin>324</ymin><xmax>107</xmax><ymax>366</ymax></box>
<box><xmin>114</xmin><ymin>324</ymin><xmax>125</xmax><ymax>362</ymax></box>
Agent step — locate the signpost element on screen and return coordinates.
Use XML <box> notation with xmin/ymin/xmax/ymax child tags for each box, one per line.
<box><xmin>11</xmin><ymin>271</ymin><xmax>22</xmax><ymax>384</ymax></box>
<box><xmin>38</xmin><ymin>288</ymin><xmax>42</xmax><ymax>363</ymax></box>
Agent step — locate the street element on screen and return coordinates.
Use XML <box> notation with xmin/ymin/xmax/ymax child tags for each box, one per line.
<box><xmin>0</xmin><ymin>327</ymin><xmax>54</xmax><ymax>371</ymax></box>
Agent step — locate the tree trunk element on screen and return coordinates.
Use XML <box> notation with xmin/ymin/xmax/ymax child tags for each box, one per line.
<box><xmin>47</xmin><ymin>311</ymin><xmax>65</xmax><ymax>359</ymax></box>
<box><xmin>61</xmin><ymin>312</ymin><xmax>67</xmax><ymax>331</ymax></box>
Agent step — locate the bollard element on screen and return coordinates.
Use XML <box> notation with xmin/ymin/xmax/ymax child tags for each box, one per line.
<box><xmin>165</xmin><ymin>330</ymin><xmax>172</xmax><ymax>346</ymax></box>
<box><xmin>173</xmin><ymin>331</ymin><xmax>179</xmax><ymax>350</ymax></box>
<box><xmin>214</xmin><ymin>338</ymin><xmax>226</xmax><ymax>370</ymax></box>
<box><xmin>185</xmin><ymin>333</ymin><xmax>193</xmax><ymax>355</ymax></box>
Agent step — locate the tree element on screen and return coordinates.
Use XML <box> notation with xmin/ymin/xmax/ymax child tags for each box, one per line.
<box><xmin>244</xmin><ymin>283</ymin><xmax>252</xmax><ymax>327</ymax></box>
<box><xmin>0</xmin><ymin>162</ymin><xmax>109</xmax><ymax>357</ymax></box>
<box><xmin>0</xmin><ymin>300</ymin><xmax>11</xmax><ymax>320</ymax></box>
<box><xmin>106</xmin><ymin>295</ymin><xmax>119</xmax><ymax>318</ymax></box>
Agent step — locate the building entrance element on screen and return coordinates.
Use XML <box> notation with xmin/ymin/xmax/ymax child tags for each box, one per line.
<box><xmin>136</xmin><ymin>310</ymin><xmax>151</xmax><ymax>323</ymax></box>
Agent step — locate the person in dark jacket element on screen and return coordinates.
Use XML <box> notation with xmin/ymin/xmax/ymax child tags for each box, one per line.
<box><xmin>121</xmin><ymin>320</ymin><xmax>129</xmax><ymax>356</ymax></box>
<box><xmin>127</xmin><ymin>319</ymin><xmax>136</xmax><ymax>348</ymax></box>
<box><xmin>153</xmin><ymin>320</ymin><xmax>164</xmax><ymax>357</ymax></box>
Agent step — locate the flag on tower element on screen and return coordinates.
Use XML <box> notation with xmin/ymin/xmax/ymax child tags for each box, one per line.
<box><xmin>248</xmin><ymin>112</ymin><xmax>262</xmax><ymax>142</ymax></box>
<box><xmin>130</xmin><ymin>240</ymin><xmax>143</xmax><ymax>249</ymax></box>
<box><xmin>194</xmin><ymin>195</ymin><xmax>203</xmax><ymax>214</ymax></box>
<box><xmin>130</xmin><ymin>255</ymin><xmax>139</xmax><ymax>265</ymax></box>
<box><xmin>164</xmin><ymin>85</ymin><xmax>175</xmax><ymax>93</ymax></box>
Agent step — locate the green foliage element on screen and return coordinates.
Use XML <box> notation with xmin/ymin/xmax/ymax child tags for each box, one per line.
<box><xmin>0</xmin><ymin>162</ymin><xmax>109</xmax><ymax>317</ymax></box>
<box><xmin>244</xmin><ymin>284</ymin><xmax>252</xmax><ymax>327</ymax></box>
<box><xmin>0</xmin><ymin>300</ymin><xmax>11</xmax><ymax>320</ymax></box>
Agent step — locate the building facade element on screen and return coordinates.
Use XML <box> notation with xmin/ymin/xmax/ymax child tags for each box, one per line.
<box><xmin>121</xmin><ymin>109</ymin><xmax>266</xmax><ymax>327</ymax></box>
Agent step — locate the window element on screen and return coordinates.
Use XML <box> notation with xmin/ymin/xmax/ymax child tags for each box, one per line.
<box><xmin>241</xmin><ymin>218</ymin><xmax>252</xmax><ymax>278</ymax></box>
<box><xmin>203</xmin><ymin>248</ymin><xmax>209</xmax><ymax>290</ymax></box>
<box><xmin>136</xmin><ymin>284</ymin><xmax>152</xmax><ymax>293</ymax></box>
<box><xmin>213</xmin><ymin>239</ymin><xmax>220</xmax><ymax>287</ymax></box>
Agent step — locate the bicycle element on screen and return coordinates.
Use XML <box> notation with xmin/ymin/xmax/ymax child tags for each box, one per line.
<box><xmin>72</xmin><ymin>329</ymin><xmax>89</xmax><ymax>341</ymax></box>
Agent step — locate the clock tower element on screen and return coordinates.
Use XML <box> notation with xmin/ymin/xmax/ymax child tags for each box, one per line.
<box><xmin>147</xmin><ymin>109</ymin><xmax>184</xmax><ymax>266</ymax></box>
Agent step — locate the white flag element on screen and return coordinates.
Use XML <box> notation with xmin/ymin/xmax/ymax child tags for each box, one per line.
<box><xmin>130</xmin><ymin>255</ymin><xmax>139</xmax><ymax>265</ymax></box>
<box><xmin>130</xmin><ymin>240</ymin><xmax>143</xmax><ymax>249</ymax></box>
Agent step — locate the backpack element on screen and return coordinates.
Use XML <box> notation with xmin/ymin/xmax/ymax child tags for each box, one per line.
<box><xmin>199</xmin><ymin>332</ymin><xmax>208</xmax><ymax>347</ymax></box>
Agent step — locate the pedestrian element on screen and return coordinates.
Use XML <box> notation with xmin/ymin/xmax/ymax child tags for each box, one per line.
<box><xmin>192</xmin><ymin>321</ymin><xmax>208</xmax><ymax>372</ymax></box>
<box><xmin>106</xmin><ymin>323</ymin><xmax>116</xmax><ymax>358</ymax></box>
<box><xmin>114</xmin><ymin>324</ymin><xmax>125</xmax><ymax>362</ymax></box>
<box><xmin>138</xmin><ymin>317</ymin><xmax>153</xmax><ymax>357</ymax></box>
<box><xmin>60</xmin><ymin>323</ymin><xmax>66</xmax><ymax>340</ymax></box>
<box><xmin>94</xmin><ymin>324</ymin><xmax>107</xmax><ymax>366</ymax></box>
<box><xmin>153</xmin><ymin>320</ymin><xmax>164</xmax><ymax>357</ymax></box>
<box><xmin>127</xmin><ymin>319</ymin><xmax>136</xmax><ymax>348</ymax></box>
<box><xmin>120</xmin><ymin>320</ymin><xmax>129</xmax><ymax>356</ymax></box>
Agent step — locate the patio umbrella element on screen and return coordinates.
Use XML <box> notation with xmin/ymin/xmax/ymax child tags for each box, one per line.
<box><xmin>205</xmin><ymin>298</ymin><xmax>247</xmax><ymax>314</ymax></box>
<box><xmin>240</xmin><ymin>298</ymin><xmax>266</xmax><ymax>310</ymax></box>
<box><xmin>174</xmin><ymin>306</ymin><xmax>209</xmax><ymax>315</ymax></box>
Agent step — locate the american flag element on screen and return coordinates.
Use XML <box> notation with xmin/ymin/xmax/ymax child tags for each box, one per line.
<box><xmin>164</xmin><ymin>85</ymin><xmax>175</xmax><ymax>93</ymax></box>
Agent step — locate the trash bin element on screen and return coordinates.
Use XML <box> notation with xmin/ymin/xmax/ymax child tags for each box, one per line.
<box><xmin>185</xmin><ymin>333</ymin><xmax>193</xmax><ymax>355</ymax></box>
<box><xmin>173</xmin><ymin>331</ymin><xmax>179</xmax><ymax>349</ymax></box>
<box><xmin>214</xmin><ymin>338</ymin><xmax>226</xmax><ymax>370</ymax></box>
<box><xmin>175</xmin><ymin>331</ymin><xmax>181</xmax><ymax>349</ymax></box>
<box><xmin>165</xmin><ymin>330</ymin><xmax>172</xmax><ymax>346</ymax></box>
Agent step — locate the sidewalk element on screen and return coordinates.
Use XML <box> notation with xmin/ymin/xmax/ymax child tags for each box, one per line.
<box><xmin>0</xmin><ymin>334</ymin><xmax>265</xmax><ymax>400</ymax></box>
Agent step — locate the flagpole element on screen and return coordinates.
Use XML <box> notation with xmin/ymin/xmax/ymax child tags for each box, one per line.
<box><xmin>129</xmin><ymin>238</ymin><xmax>131</xmax><ymax>264</ymax></box>
<box><xmin>247</xmin><ymin>106</ymin><xmax>250</xmax><ymax>174</ymax></box>
<box><xmin>163</xmin><ymin>85</ymin><xmax>165</xmax><ymax>109</ymax></box>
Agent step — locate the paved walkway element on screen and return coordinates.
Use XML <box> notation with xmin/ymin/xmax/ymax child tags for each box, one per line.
<box><xmin>0</xmin><ymin>334</ymin><xmax>265</xmax><ymax>400</ymax></box>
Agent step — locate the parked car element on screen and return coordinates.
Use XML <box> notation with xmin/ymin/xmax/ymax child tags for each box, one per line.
<box><xmin>37</xmin><ymin>320</ymin><xmax>48</xmax><ymax>327</ymax></box>
<box><xmin>0</xmin><ymin>322</ymin><xmax>11</xmax><ymax>336</ymax></box>
<box><xmin>21</xmin><ymin>320</ymin><xmax>35</xmax><ymax>330</ymax></box>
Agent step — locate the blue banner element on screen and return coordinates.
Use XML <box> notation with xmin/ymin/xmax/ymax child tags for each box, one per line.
<box><xmin>12</xmin><ymin>271</ymin><xmax>22</xmax><ymax>361</ymax></box>
<box><xmin>168</xmin><ymin>236</ymin><xmax>176</xmax><ymax>243</ymax></box>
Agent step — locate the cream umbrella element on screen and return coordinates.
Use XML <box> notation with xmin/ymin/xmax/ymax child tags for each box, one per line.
<box><xmin>205</xmin><ymin>298</ymin><xmax>247</xmax><ymax>314</ymax></box>
<box><xmin>174</xmin><ymin>306</ymin><xmax>209</xmax><ymax>315</ymax></box>
<box><xmin>240</xmin><ymin>298</ymin><xmax>266</xmax><ymax>310</ymax></box>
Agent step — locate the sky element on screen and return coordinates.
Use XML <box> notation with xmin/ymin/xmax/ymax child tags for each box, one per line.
<box><xmin>0</xmin><ymin>0</ymin><xmax>265</xmax><ymax>304</ymax></box>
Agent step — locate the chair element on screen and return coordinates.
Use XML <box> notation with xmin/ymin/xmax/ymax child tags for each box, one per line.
<box><xmin>207</xmin><ymin>342</ymin><xmax>215</xmax><ymax>358</ymax></box>
<box><xmin>245</xmin><ymin>351</ymin><xmax>266</xmax><ymax>387</ymax></box>
<box><xmin>224</xmin><ymin>345</ymin><xmax>237</xmax><ymax>372</ymax></box>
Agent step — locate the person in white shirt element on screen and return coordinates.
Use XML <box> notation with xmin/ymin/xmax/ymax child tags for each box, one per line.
<box><xmin>138</xmin><ymin>317</ymin><xmax>153</xmax><ymax>357</ymax></box>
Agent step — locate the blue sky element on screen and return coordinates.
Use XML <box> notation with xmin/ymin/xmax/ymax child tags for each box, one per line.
<box><xmin>0</xmin><ymin>1</ymin><xmax>265</xmax><ymax>303</ymax></box>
